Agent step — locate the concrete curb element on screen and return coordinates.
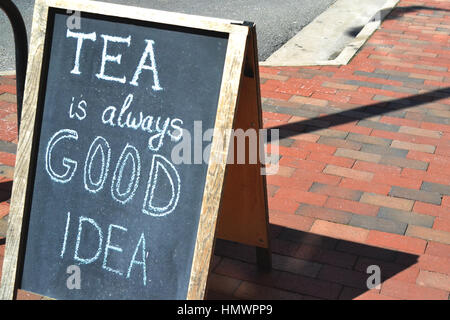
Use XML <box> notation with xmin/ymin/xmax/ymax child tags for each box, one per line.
<box><xmin>0</xmin><ymin>70</ymin><xmax>16</xmax><ymax>76</ymax></box>
<box><xmin>261</xmin><ymin>0</ymin><xmax>399</xmax><ymax>66</ymax></box>
<box><xmin>328</xmin><ymin>0</ymin><xmax>400</xmax><ymax>66</ymax></box>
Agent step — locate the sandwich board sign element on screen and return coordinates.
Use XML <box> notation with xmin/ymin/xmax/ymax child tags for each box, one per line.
<box><xmin>0</xmin><ymin>0</ymin><xmax>271</xmax><ymax>300</ymax></box>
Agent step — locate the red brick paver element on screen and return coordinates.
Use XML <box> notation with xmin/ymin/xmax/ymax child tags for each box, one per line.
<box><xmin>254</xmin><ymin>0</ymin><xmax>449</xmax><ymax>300</ymax></box>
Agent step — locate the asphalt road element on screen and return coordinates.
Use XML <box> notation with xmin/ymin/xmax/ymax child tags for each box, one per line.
<box><xmin>0</xmin><ymin>0</ymin><xmax>336</xmax><ymax>71</ymax></box>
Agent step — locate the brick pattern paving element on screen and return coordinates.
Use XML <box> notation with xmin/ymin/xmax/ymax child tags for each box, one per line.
<box><xmin>0</xmin><ymin>0</ymin><xmax>449</xmax><ymax>300</ymax></box>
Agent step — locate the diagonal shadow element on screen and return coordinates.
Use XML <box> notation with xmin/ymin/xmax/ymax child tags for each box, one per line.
<box><xmin>208</xmin><ymin>224</ymin><xmax>418</xmax><ymax>300</ymax></box>
<box><xmin>347</xmin><ymin>5</ymin><xmax>450</xmax><ymax>37</ymax></box>
<box><xmin>266</xmin><ymin>87</ymin><xmax>450</xmax><ymax>143</ymax></box>
<box><xmin>385</xmin><ymin>5</ymin><xmax>450</xmax><ymax>16</ymax></box>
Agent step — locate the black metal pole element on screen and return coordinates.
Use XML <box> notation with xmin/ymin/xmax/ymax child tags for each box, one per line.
<box><xmin>0</xmin><ymin>0</ymin><xmax>28</xmax><ymax>135</ymax></box>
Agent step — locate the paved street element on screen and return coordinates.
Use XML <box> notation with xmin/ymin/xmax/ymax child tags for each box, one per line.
<box><xmin>0</xmin><ymin>0</ymin><xmax>336</xmax><ymax>71</ymax></box>
<box><xmin>0</xmin><ymin>0</ymin><xmax>34</xmax><ymax>72</ymax></box>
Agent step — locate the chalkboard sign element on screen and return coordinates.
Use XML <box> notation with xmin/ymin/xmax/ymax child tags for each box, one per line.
<box><xmin>0</xmin><ymin>0</ymin><xmax>270</xmax><ymax>300</ymax></box>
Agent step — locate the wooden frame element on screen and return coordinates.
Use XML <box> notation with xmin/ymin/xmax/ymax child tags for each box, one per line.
<box><xmin>216</xmin><ymin>25</ymin><xmax>272</xmax><ymax>269</ymax></box>
<box><xmin>0</xmin><ymin>0</ymin><xmax>269</xmax><ymax>300</ymax></box>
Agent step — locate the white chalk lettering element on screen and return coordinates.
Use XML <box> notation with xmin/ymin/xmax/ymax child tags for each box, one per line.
<box><xmin>111</xmin><ymin>144</ymin><xmax>141</xmax><ymax>204</ymax></box>
<box><xmin>148</xmin><ymin>117</ymin><xmax>170</xmax><ymax>152</ymax></box>
<box><xmin>96</xmin><ymin>34</ymin><xmax>131</xmax><ymax>83</ymax></box>
<box><xmin>45</xmin><ymin>129</ymin><xmax>78</xmax><ymax>183</ymax></box>
<box><xmin>143</xmin><ymin>154</ymin><xmax>181</xmax><ymax>217</ymax></box>
<box><xmin>46</xmin><ymin>131</ymin><xmax>182</xmax><ymax>215</ymax></box>
<box><xmin>69</xmin><ymin>96</ymin><xmax>87</xmax><ymax>120</ymax></box>
<box><xmin>102</xmin><ymin>224</ymin><xmax>127</xmax><ymax>276</ymax></box>
<box><xmin>101</xmin><ymin>94</ymin><xmax>183</xmax><ymax>152</ymax></box>
<box><xmin>63</xmin><ymin>213</ymin><xmax>152</xmax><ymax>285</ymax></box>
<box><xmin>74</xmin><ymin>216</ymin><xmax>103</xmax><ymax>265</ymax></box>
<box><xmin>127</xmin><ymin>233</ymin><xmax>147</xmax><ymax>286</ymax></box>
<box><xmin>125</xmin><ymin>110</ymin><xmax>143</xmax><ymax>129</ymax></box>
<box><xmin>84</xmin><ymin>136</ymin><xmax>111</xmax><ymax>193</ymax></box>
<box><xmin>117</xmin><ymin>94</ymin><xmax>133</xmax><ymax>128</ymax></box>
<box><xmin>66</xmin><ymin>30</ymin><xmax>96</xmax><ymax>75</ymax></box>
<box><xmin>141</xmin><ymin>115</ymin><xmax>154</xmax><ymax>133</ymax></box>
<box><xmin>130</xmin><ymin>39</ymin><xmax>162</xmax><ymax>90</ymax></box>
<box><xmin>102</xmin><ymin>105</ymin><xmax>117</xmax><ymax>127</ymax></box>
<box><xmin>60</xmin><ymin>211</ymin><xmax>71</xmax><ymax>258</ymax></box>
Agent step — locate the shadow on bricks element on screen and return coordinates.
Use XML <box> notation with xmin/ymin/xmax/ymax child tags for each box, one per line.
<box><xmin>207</xmin><ymin>224</ymin><xmax>418</xmax><ymax>300</ymax></box>
<box><xmin>267</xmin><ymin>87</ymin><xmax>450</xmax><ymax>143</ymax></box>
<box><xmin>386</xmin><ymin>5</ymin><xmax>450</xmax><ymax>19</ymax></box>
<box><xmin>347</xmin><ymin>5</ymin><xmax>450</xmax><ymax>38</ymax></box>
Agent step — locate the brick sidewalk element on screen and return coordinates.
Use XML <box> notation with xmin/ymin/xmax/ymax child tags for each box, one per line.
<box><xmin>0</xmin><ymin>0</ymin><xmax>449</xmax><ymax>300</ymax></box>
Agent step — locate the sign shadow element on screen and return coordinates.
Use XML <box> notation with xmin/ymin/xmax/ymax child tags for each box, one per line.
<box><xmin>209</xmin><ymin>224</ymin><xmax>419</xmax><ymax>300</ymax></box>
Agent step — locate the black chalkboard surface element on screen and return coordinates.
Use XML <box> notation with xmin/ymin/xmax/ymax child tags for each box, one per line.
<box><xmin>20</xmin><ymin>9</ymin><xmax>228</xmax><ymax>300</ymax></box>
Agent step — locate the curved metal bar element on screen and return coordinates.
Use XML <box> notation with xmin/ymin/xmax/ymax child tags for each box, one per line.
<box><xmin>0</xmin><ymin>0</ymin><xmax>28</xmax><ymax>135</ymax></box>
